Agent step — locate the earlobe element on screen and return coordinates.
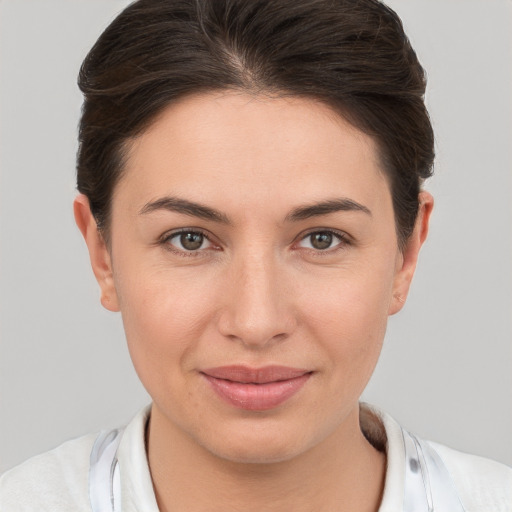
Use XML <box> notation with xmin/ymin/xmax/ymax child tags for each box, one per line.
<box><xmin>389</xmin><ymin>191</ymin><xmax>434</xmax><ymax>315</ymax></box>
<box><xmin>73</xmin><ymin>194</ymin><xmax>120</xmax><ymax>312</ymax></box>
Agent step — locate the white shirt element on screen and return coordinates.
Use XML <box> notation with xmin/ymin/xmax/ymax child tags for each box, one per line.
<box><xmin>1</xmin><ymin>404</ymin><xmax>511</xmax><ymax>511</ymax></box>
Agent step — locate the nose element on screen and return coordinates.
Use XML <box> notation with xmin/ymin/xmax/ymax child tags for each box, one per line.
<box><xmin>217</xmin><ymin>252</ymin><xmax>297</xmax><ymax>348</ymax></box>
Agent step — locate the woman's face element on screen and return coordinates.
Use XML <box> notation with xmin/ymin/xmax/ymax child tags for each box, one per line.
<box><xmin>77</xmin><ymin>92</ymin><xmax>430</xmax><ymax>463</ymax></box>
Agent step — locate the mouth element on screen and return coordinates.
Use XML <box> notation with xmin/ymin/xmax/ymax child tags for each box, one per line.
<box><xmin>201</xmin><ymin>365</ymin><xmax>313</xmax><ymax>411</ymax></box>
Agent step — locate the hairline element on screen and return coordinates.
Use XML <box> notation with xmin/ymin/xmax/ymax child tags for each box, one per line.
<box><xmin>93</xmin><ymin>87</ymin><xmax>408</xmax><ymax>250</ymax></box>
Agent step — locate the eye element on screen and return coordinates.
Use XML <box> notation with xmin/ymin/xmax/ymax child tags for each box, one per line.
<box><xmin>297</xmin><ymin>230</ymin><xmax>347</xmax><ymax>251</ymax></box>
<box><xmin>165</xmin><ymin>230</ymin><xmax>212</xmax><ymax>252</ymax></box>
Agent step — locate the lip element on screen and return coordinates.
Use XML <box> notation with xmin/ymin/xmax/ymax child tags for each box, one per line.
<box><xmin>201</xmin><ymin>365</ymin><xmax>312</xmax><ymax>411</ymax></box>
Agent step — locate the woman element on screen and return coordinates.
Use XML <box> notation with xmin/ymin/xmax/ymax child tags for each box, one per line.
<box><xmin>1</xmin><ymin>0</ymin><xmax>510</xmax><ymax>510</ymax></box>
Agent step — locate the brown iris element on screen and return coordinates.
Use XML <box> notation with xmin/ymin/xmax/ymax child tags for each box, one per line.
<box><xmin>310</xmin><ymin>232</ymin><xmax>333</xmax><ymax>250</ymax></box>
<box><xmin>180</xmin><ymin>232</ymin><xmax>204</xmax><ymax>250</ymax></box>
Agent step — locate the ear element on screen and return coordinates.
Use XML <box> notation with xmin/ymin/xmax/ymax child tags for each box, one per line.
<box><xmin>389</xmin><ymin>191</ymin><xmax>434</xmax><ymax>315</ymax></box>
<box><xmin>73</xmin><ymin>194</ymin><xmax>120</xmax><ymax>312</ymax></box>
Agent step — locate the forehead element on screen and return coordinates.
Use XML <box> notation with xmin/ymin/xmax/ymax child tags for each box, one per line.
<box><xmin>116</xmin><ymin>92</ymin><xmax>390</xmax><ymax>217</ymax></box>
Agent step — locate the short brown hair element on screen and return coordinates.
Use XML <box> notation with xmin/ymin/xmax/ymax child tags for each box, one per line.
<box><xmin>77</xmin><ymin>0</ymin><xmax>434</xmax><ymax>248</ymax></box>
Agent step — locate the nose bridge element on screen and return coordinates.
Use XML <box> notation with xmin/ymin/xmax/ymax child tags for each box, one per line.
<box><xmin>219</xmin><ymin>246</ymin><xmax>295</xmax><ymax>347</ymax></box>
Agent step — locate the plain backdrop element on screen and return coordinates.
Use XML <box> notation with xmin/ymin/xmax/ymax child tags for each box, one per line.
<box><xmin>0</xmin><ymin>0</ymin><xmax>511</xmax><ymax>472</ymax></box>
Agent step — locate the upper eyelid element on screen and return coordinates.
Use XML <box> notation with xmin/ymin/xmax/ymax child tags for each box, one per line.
<box><xmin>159</xmin><ymin>228</ymin><xmax>216</xmax><ymax>254</ymax></box>
<box><xmin>296</xmin><ymin>228</ymin><xmax>349</xmax><ymax>242</ymax></box>
<box><xmin>160</xmin><ymin>227</ymin><xmax>211</xmax><ymax>242</ymax></box>
<box><xmin>294</xmin><ymin>229</ymin><xmax>351</xmax><ymax>253</ymax></box>
<box><xmin>158</xmin><ymin>227</ymin><xmax>350</xmax><ymax>248</ymax></box>
<box><xmin>159</xmin><ymin>229</ymin><xmax>216</xmax><ymax>257</ymax></box>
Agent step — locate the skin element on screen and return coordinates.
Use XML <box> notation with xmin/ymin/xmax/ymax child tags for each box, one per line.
<box><xmin>75</xmin><ymin>92</ymin><xmax>432</xmax><ymax>512</ymax></box>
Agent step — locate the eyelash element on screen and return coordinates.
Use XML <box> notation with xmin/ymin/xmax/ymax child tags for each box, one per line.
<box><xmin>159</xmin><ymin>228</ymin><xmax>350</xmax><ymax>257</ymax></box>
<box><xmin>159</xmin><ymin>228</ymin><xmax>216</xmax><ymax>257</ymax></box>
<box><xmin>296</xmin><ymin>229</ymin><xmax>350</xmax><ymax>254</ymax></box>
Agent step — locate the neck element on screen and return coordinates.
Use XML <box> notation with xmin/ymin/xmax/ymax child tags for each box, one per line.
<box><xmin>147</xmin><ymin>404</ymin><xmax>385</xmax><ymax>512</ymax></box>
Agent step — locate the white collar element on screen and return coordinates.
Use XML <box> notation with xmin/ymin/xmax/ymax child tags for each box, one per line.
<box><xmin>90</xmin><ymin>404</ymin><xmax>465</xmax><ymax>512</ymax></box>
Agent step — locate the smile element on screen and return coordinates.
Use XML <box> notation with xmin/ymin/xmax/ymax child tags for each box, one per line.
<box><xmin>201</xmin><ymin>366</ymin><xmax>313</xmax><ymax>411</ymax></box>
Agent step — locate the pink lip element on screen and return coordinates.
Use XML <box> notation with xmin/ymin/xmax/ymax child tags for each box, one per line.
<box><xmin>201</xmin><ymin>366</ymin><xmax>312</xmax><ymax>411</ymax></box>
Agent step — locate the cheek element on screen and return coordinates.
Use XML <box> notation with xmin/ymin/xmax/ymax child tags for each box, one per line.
<box><xmin>113</xmin><ymin>260</ymin><xmax>220</xmax><ymax>386</ymax></box>
<box><xmin>301</xmin><ymin>262</ymin><xmax>395</xmax><ymax>377</ymax></box>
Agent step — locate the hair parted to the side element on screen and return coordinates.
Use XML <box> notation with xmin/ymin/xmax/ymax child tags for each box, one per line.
<box><xmin>77</xmin><ymin>0</ymin><xmax>434</xmax><ymax>248</ymax></box>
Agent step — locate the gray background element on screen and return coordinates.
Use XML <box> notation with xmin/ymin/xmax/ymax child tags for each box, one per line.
<box><xmin>1</xmin><ymin>0</ymin><xmax>511</xmax><ymax>472</ymax></box>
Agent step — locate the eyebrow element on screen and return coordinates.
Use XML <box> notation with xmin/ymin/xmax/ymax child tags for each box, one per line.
<box><xmin>139</xmin><ymin>196</ymin><xmax>231</xmax><ymax>224</ymax></box>
<box><xmin>285</xmin><ymin>198</ymin><xmax>372</xmax><ymax>222</ymax></box>
<box><xmin>139</xmin><ymin>196</ymin><xmax>371</xmax><ymax>224</ymax></box>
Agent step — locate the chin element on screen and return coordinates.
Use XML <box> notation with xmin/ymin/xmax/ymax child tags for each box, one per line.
<box><xmin>207</xmin><ymin>439</ymin><xmax>304</xmax><ymax>465</ymax></box>
<box><xmin>194</xmin><ymin>419</ymin><xmax>316</xmax><ymax>465</ymax></box>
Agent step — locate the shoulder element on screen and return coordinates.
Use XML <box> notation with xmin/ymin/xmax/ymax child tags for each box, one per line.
<box><xmin>362</xmin><ymin>403</ymin><xmax>512</xmax><ymax>512</ymax></box>
<box><xmin>0</xmin><ymin>433</ymin><xmax>97</xmax><ymax>512</ymax></box>
<box><xmin>428</xmin><ymin>440</ymin><xmax>512</xmax><ymax>512</ymax></box>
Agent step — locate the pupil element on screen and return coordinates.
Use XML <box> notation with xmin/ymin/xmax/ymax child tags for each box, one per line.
<box><xmin>312</xmin><ymin>232</ymin><xmax>332</xmax><ymax>250</ymax></box>
<box><xmin>181</xmin><ymin>232</ymin><xmax>203</xmax><ymax>250</ymax></box>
